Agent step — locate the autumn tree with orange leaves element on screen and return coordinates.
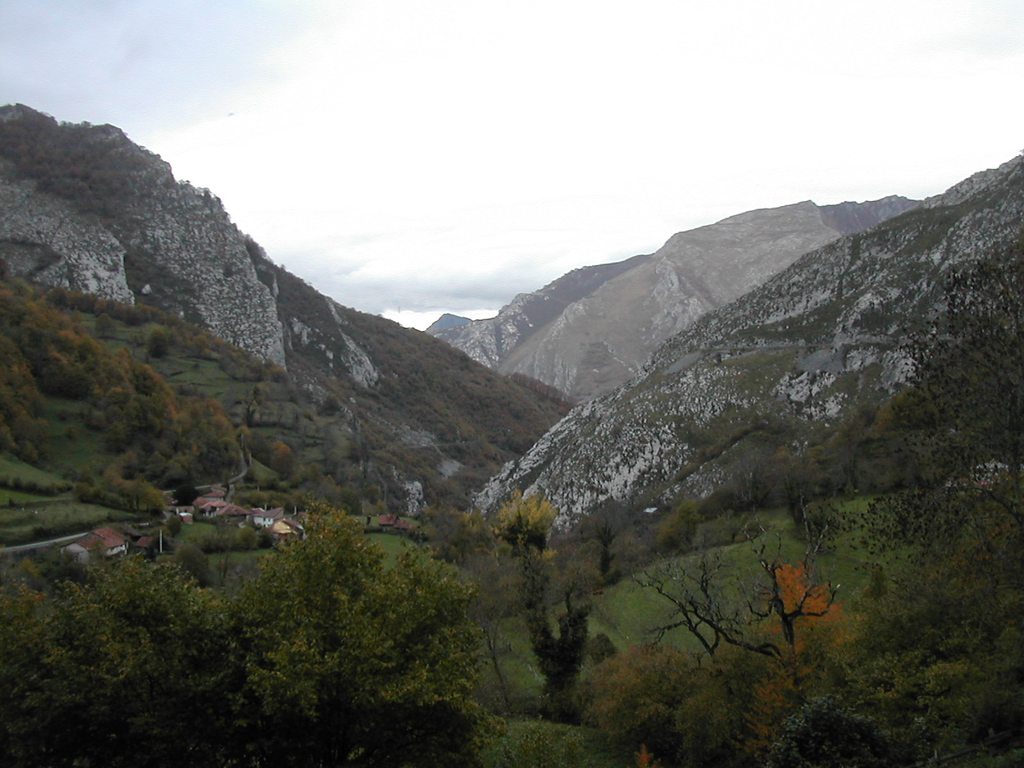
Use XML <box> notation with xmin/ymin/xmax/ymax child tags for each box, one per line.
<box><xmin>639</xmin><ymin>518</ymin><xmax>839</xmax><ymax>677</ymax></box>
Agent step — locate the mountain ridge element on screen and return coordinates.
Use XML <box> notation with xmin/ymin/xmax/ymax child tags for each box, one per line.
<box><xmin>432</xmin><ymin>196</ymin><xmax>917</xmax><ymax>400</ymax></box>
<box><xmin>476</xmin><ymin>153</ymin><xmax>1024</xmax><ymax>527</ymax></box>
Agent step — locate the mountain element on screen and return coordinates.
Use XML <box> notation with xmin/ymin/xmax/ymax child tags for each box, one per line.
<box><xmin>425</xmin><ymin>313</ymin><xmax>473</xmax><ymax>334</ymax></box>
<box><xmin>430</xmin><ymin>198</ymin><xmax>918</xmax><ymax>401</ymax></box>
<box><xmin>476</xmin><ymin>154</ymin><xmax>1024</xmax><ymax>527</ymax></box>
<box><xmin>0</xmin><ymin>104</ymin><xmax>569</xmax><ymax>511</ymax></box>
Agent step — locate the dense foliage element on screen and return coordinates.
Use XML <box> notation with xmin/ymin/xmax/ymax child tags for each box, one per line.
<box><xmin>0</xmin><ymin>281</ymin><xmax>238</xmax><ymax>509</ymax></box>
<box><xmin>0</xmin><ymin>507</ymin><xmax>488</xmax><ymax>767</ymax></box>
<box><xmin>574</xmin><ymin>245</ymin><xmax>1024</xmax><ymax>766</ymax></box>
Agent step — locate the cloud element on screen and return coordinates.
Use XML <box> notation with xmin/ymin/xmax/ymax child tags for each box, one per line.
<box><xmin>0</xmin><ymin>0</ymin><xmax>320</xmax><ymax>133</ymax></box>
<box><xmin>4</xmin><ymin>1</ymin><xmax>1024</xmax><ymax>328</ymax></box>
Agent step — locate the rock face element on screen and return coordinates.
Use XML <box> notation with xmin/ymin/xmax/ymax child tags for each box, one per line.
<box><xmin>0</xmin><ymin>104</ymin><xmax>568</xmax><ymax>511</ymax></box>
<box><xmin>0</xmin><ymin>167</ymin><xmax>134</xmax><ymax>303</ymax></box>
<box><xmin>0</xmin><ymin>105</ymin><xmax>286</xmax><ymax>365</ymax></box>
<box><xmin>432</xmin><ymin>255</ymin><xmax>647</xmax><ymax>373</ymax></box>
<box><xmin>476</xmin><ymin>155</ymin><xmax>1024</xmax><ymax>528</ymax></box>
<box><xmin>431</xmin><ymin>198</ymin><xmax>917</xmax><ymax>401</ymax></box>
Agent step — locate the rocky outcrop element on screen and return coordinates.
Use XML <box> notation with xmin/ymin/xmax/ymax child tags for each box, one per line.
<box><xmin>0</xmin><ymin>164</ymin><xmax>134</xmax><ymax>303</ymax></box>
<box><xmin>432</xmin><ymin>199</ymin><xmax>917</xmax><ymax>401</ymax></box>
<box><xmin>477</xmin><ymin>156</ymin><xmax>1024</xmax><ymax>528</ymax></box>
<box><xmin>0</xmin><ymin>105</ymin><xmax>287</xmax><ymax>366</ymax></box>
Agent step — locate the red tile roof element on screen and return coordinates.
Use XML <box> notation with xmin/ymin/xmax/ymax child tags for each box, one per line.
<box><xmin>93</xmin><ymin>527</ymin><xmax>127</xmax><ymax>548</ymax></box>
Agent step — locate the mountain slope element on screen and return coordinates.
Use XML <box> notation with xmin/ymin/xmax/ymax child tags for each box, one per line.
<box><xmin>476</xmin><ymin>154</ymin><xmax>1024</xmax><ymax>527</ymax></box>
<box><xmin>432</xmin><ymin>198</ymin><xmax>916</xmax><ymax>401</ymax></box>
<box><xmin>0</xmin><ymin>104</ymin><xmax>569</xmax><ymax>510</ymax></box>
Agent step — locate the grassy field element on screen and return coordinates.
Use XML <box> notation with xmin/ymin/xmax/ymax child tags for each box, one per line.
<box><xmin>0</xmin><ymin>501</ymin><xmax>138</xmax><ymax>546</ymax></box>
<box><xmin>36</xmin><ymin>398</ymin><xmax>114</xmax><ymax>476</ymax></box>
<box><xmin>481</xmin><ymin>719</ymin><xmax>629</xmax><ymax>768</ymax></box>
<box><xmin>366</xmin><ymin>529</ymin><xmax>423</xmax><ymax>567</ymax></box>
<box><xmin>0</xmin><ymin>488</ymin><xmax>57</xmax><ymax>505</ymax></box>
<box><xmin>0</xmin><ymin>454</ymin><xmax>71</xmax><ymax>492</ymax></box>
<box><xmin>481</xmin><ymin>503</ymin><xmax>877</xmax><ymax>707</ymax></box>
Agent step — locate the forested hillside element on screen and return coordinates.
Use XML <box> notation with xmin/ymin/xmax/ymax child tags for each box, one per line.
<box><xmin>0</xmin><ymin>280</ymin><xmax>238</xmax><ymax>515</ymax></box>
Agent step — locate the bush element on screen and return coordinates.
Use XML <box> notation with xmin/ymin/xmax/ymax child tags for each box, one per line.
<box><xmin>164</xmin><ymin>514</ymin><xmax>183</xmax><ymax>537</ymax></box>
<box><xmin>765</xmin><ymin>697</ymin><xmax>891</xmax><ymax>768</ymax></box>
<box><xmin>173</xmin><ymin>543</ymin><xmax>213</xmax><ymax>587</ymax></box>
<box><xmin>494</xmin><ymin>721</ymin><xmax>588</xmax><ymax>768</ymax></box>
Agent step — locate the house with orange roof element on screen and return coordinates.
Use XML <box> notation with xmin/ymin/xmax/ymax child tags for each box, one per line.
<box><xmin>62</xmin><ymin>527</ymin><xmax>128</xmax><ymax>563</ymax></box>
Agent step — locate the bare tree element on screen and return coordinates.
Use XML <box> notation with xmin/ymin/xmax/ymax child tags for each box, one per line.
<box><xmin>637</xmin><ymin>518</ymin><xmax>837</xmax><ymax>682</ymax></box>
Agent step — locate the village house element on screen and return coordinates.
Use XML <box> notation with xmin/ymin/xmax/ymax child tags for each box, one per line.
<box><xmin>196</xmin><ymin>499</ymin><xmax>229</xmax><ymax>517</ymax></box>
<box><xmin>62</xmin><ymin>527</ymin><xmax>128</xmax><ymax>563</ymax></box>
<box><xmin>250</xmin><ymin>507</ymin><xmax>285</xmax><ymax>528</ymax></box>
<box><xmin>270</xmin><ymin>517</ymin><xmax>304</xmax><ymax>542</ymax></box>
<box><xmin>215</xmin><ymin>503</ymin><xmax>251</xmax><ymax>523</ymax></box>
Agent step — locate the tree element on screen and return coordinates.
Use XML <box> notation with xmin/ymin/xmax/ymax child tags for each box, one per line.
<box><xmin>173</xmin><ymin>482</ymin><xmax>199</xmax><ymax>506</ymax></box>
<box><xmin>232</xmin><ymin>504</ymin><xmax>488</xmax><ymax>766</ymax></box>
<box><xmin>494</xmin><ymin>490</ymin><xmax>557</xmax><ymax>552</ymax></box>
<box><xmin>847</xmin><ymin>243</ymin><xmax>1024</xmax><ymax>755</ymax></box>
<box><xmin>523</xmin><ymin>557</ymin><xmax>590</xmax><ymax>722</ymax></box>
<box><xmin>0</xmin><ymin>559</ymin><xmax>237</xmax><ymax>767</ymax></box>
<box><xmin>464</xmin><ymin>551</ymin><xmax>519</xmax><ymax>712</ymax></box>
<box><xmin>173</xmin><ymin>542</ymin><xmax>213</xmax><ymax>587</ymax></box>
<box><xmin>495</xmin><ymin>493</ymin><xmax>590</xmax><ymax>721</ymax></box>
<box><xmin>585</xmin><ymin>643</ymin><xmax>763</xmax><ymax>768</ymax></box>
<box><xmin>638</xmin><ymin>520</ymin><xmax>839</xmax><ymax>685</ymax></box>
<box><xmin>654</xmin><ymin>499</ymin><xmax>700</xmax><ymax>554</ymax></box>
<box><xmin>580</xmin><ymin>500</ymin><xmax>629</xmax><ymax>582</ymax></box>
<box><xmin>268</xmin><ymin>439</ymin><xmax>295</xmax><ymax>479</ymax></box>
<box><xmin>765</xmin><ymin>696</ymin><xmax>891</xmax><ymax>768</ymax></box>
<box><xmin>145</xmin><ymin>325</ymin><xmax>171</xmax><ymax>358</ymax></box>
<box><xmin>423</xmin><ymin>506</ymin><xmax>492</xmax><ymax>564</ymax></box>
<box><xmin>585</xmin><ymin>644</ymin><xmax>693</xmax><ymax>760</ymax></box>
<box><xmin>900</xmin><ymin>243</ymin><xmax>1024</xmax><ymax>532</ymax></box>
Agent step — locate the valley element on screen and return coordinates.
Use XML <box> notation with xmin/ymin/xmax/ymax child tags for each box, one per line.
<box><xmin>1</xmin><ymin>104</ymin><xmax>1023</xmax><ymax>767</ymax></box>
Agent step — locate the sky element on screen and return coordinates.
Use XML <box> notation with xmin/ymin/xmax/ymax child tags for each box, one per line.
<box><xmin>2</xmin><ymin>1</ymin><xmax>1023</xmax><ymax>329</ymax></box>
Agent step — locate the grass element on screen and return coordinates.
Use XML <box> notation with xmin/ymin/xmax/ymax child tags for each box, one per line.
<box><xmin>483</xmin><ymin>503</ymin><xmax>878</xmax><ymax>705</ymax></box>
<box><xmin>366</xmin><ymin>531</ymin><xmax>421</xmax><ymax>567</ymax></box>
<box><xmin>481</xmin><ymin>719</ymin><xmax>628</xmax><ymax>768</ymax></box>
<box><xmin>174</xmin><ymin>520</ymin><xmax>220</xmax><ymax>543</ymax></box>
<box><xmin>245</xmin><ymin>459</ymin><xmax>279</xmax><ymax>486</ymax></box>
<box><xmin>0</xmin><ymin>453</ymin><xmax>70</xmax><ymax>491</ymax></box>
<box><xmin>36</xmin><ymin>399</ymin><xmax>114</xmax><ymax>475</ymax></box>
<box><xmin>0</xmin><ymin>488</ymin><xmax>57</xmax><ymax>505</ymax></box>
<box><xmin>0</xmin><ymin>501</ymin><xmax>137</xmax><ymax>546</ymax></box>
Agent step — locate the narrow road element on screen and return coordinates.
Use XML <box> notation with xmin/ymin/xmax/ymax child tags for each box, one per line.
<box><xmin>0</xmin><ymin>531</ymin><xmax>87</xmax><ymax>555</ymax></box>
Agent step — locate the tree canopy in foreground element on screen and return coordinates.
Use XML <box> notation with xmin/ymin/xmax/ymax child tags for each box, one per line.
<box><xmin>0</xmin><ymin>505</ymin><xmax>488</xmax><ymax>767</ymax></box>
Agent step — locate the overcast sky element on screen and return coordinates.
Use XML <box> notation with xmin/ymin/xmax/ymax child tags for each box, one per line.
<box><xmin>2</xmin><ymin>1</ymin><xmax>1023</xmax><ymax>328</ymax></box>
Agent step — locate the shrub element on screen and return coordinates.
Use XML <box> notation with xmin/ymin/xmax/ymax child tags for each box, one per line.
<box><xmin>765</xmin><ymin>697</ymin><xmax>891</xmax><ymax>768</ymax></box>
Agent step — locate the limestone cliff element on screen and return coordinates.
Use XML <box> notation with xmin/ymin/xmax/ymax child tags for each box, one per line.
<box><xmin>0</xmin><ymin>104</ymin><xmax>286</xmax><ymax>366</ymax></box>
